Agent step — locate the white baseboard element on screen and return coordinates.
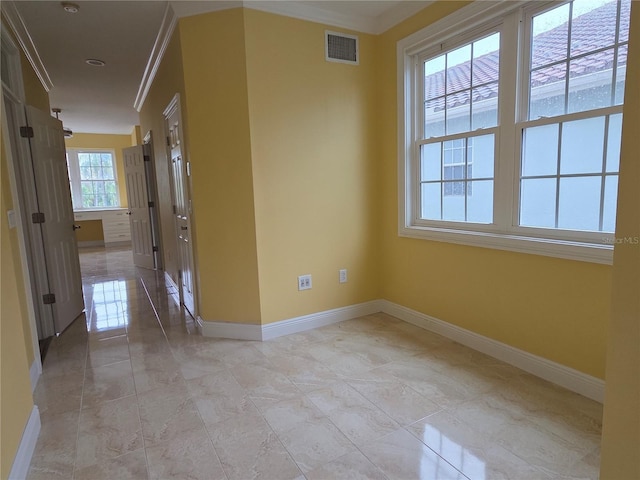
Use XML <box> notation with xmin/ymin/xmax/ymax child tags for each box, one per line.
<box><xmin>198</xmin><ymin>300</ymin><xmax>382</xmax><ymax>341</ymax></box>
<box><xmin>29</xmin><ymin>359</ymin><xmax>41</xmax><ymax>392</ymax></box>
<box><xmin>164</xmin><ymin>272</ymin><xmax>180</xmax><ymax>308</ymax></box>
<box><xmin>380</xmin><ymin>300</ymin><xmax>605</xmax><ymax>403</ymax></box>
<box><xmin>9</xmin><ymin>405</ymin><xmax>40</xmax><ymax>480</ymax></box>
<box><xmin>261</xmin><ymin>300</ymin><xmax>382</xmax><ymax>340</ymax></box>
<box><xmin>198</xmin><ymin>317</ymin><xmax>263</xmax><ymax>341</ymax></box>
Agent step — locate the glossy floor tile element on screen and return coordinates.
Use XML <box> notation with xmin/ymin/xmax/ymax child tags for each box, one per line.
<box><xmin>27</xmin><ymin>246</ymin><xmax>602</xmax><ymax>479</ymax></box>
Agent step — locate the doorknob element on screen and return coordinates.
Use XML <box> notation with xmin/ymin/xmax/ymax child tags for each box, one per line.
<box><xmin>72</xmin><ymin>224</ymin><xmax>81</xmax><ymax>230</ymax></box>
<box><xmin>126</xmin><ymin>211</ymin><xmax>132</xmax><ymax>215</ymax></box>
<box><xmin>181</xmin><ymin>226</ymin><xmax>188</xmax><ymax>230</ymax></box>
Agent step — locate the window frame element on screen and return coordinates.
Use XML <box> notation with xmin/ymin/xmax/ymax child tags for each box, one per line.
<box><xmin>398</xmin><ymin>0</ymin><xmax>619</xmax><ymax>264</ymax></box>
<box><xmin>66</xmin><ymin>148</ymin><xmax>121</xmax><ymax>210</ymax></box>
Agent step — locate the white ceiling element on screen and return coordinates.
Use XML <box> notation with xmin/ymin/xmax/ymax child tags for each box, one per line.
<box><xmin>5</xmin><ymin>0</ymin><xmax>431</xmax><ymax>135</ymax></box>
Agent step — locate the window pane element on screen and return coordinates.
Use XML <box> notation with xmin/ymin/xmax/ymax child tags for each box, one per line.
<box><xmin>80</xmin><ymin>166</ymin><xmax>92</xmax><ymax>180</ymax></box>
<box><xmin>421</xmin><ymin>183</ymin><xmax>441</xmax><ymax>220</ymax></box>
<box><xmin>531</xmin><ymin>3</ymin><xmax>569</xmax><ymax>69</ymax></box>
<box><xmin>425</xmin><ymin>55</ymin><xmax>446</xmax><ymax>100</ymax></box>
<box><xmin>560</xmin><ymin>117</ymin><xmax>605</xmax><ymax>175</ymax></box>
<box><xmin>467</xmin><ymin>180</ymin><xmax>493</xmax><ymax>223</ymax></box>
<box><xmin>570</xmin><ymin>0</ymin><xmax>617</xmax><ymax>57</ymax></box>
<box><xmin>471</xmin><ymin>84</ymin><xmax>498</xmax><ymax>130</ymax></box>
<box><xmin>443</xmin><ymin>189</ymin><xmax>466</xmax><ymax>221</ymax></box>
<box><xmin>446</xmin><ymin>91</ymin><xmax>470</xmax><ymax>135</ymax></box>
<box><xmin>78</xmin><ymin>153</ymin><xmax>91</xmax><ymax>167</ymax></box>
<box><xmin>567</xmin><ymin>49</ymin><xmax>614</xmax><ymax>114</ymax></box>
<box><xmin>446</xmin><ymin>44</ymin><xmax>471</xmax><ymax>94</ymax></box>
<box><xmin>520</xmin><ymin>178</ymin><xmax>557</xmax><ymax>228</ymax></box>
<box><xmin>606</xmin><ymin>113</ymin><xmax>622</xmax><ymax>172</ymax></box>
<box><xmin>101</xmin><ymin>153</ymin><xmax>113</xmax><ymax>165</ymax></box>
<box><xmin>421</xmin><ymin>143</ymin><xmax>442</xmax><ymax>181</ymax></box>
<box><xmin>615</xmin><ymin>44</ymin><xmax>627</xmax><ymax>105</ymax></box>
<box><xmin>425</xmin><ymin>99</ymin><xmax>445</xmax><ymax>138</ymax></box>
<box><xmin>90</xmin><ymin>153</ymin><xmax>101</xmax><ymax>166</ymax></box>
<box><xmin>472</xmin><ymin>33</ymin><xmax>500</xmax><ymax>86</ymax></box>
<box><xmin>522</xmin><ymin>124</ymin><xmax>559</xmax><ymax>176</ymax></box>
<box><xmin>558</xmin><ymin>176</ymin><xmax>601</xmax><ymax>231</ymax></box>
<box><xmin>602</xmin><ymin>175</ymin><xmax>618</xmax><ymax>232</ymax></box>
<box><xmin>468</xmin><ymin>134</ymin><xmax>494</xmax><ymax>178</ymax></box>
<box><xmin>530</xmin><ymin>64</ymin><xmax>567</xmax><ymax>119</ymax></box>
<box><xmin>102</xmin><ymin>167</ymin><xmax>114</xmax><ymax>180</ymax></box>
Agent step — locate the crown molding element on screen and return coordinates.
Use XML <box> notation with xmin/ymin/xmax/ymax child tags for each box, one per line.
<box><xmin>1</xmin><ymin>1</ymin><xmax>53</xmax><ymax>92</ymax></box>
<box><xmin>374</xmin><ymin>1</ymin><xmax>434</xmax><ymax>34</ymax></box>
<box><xmin>134</xmin><ymin>1</ymin><xmax>435</xmax><ymax>111</ymax></box>
<box><xmin>134</xmin><ymin>3</ymin><xmax>178</xmax><ymax>112</ymax></box>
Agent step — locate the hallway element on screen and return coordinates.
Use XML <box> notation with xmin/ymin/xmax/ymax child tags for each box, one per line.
<box><xmin>27</xmin><ymin>247</ymin><xmax>602</xmax><ymax>479</ymax></box>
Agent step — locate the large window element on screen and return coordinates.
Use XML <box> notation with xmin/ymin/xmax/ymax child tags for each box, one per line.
<box><xmin>399</xmin><ymin>0</ymin><xmax>630</xmax><ymax>263</ymax></box>
<box><xmin>67</xmin><ymin>149</ymin><xmax>120</xmax><ymax>209</ymax></box>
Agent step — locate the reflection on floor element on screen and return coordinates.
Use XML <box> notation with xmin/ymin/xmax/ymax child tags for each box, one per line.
<box><xmin>27</xmin><ymin>246</ymin><xmax>601</xmax><ymax>479</ymax></box>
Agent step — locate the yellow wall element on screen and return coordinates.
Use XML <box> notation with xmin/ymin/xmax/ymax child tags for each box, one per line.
<box><xmin>243</xmin><ymin>9</ymin><xmax>379</xmax><ymax>324</ymax></box>
<box><xmin>1</xmin><ymin>114</ymin><xmax>36</xmax><ymax>480</ymax></box>
<box><xmin>65</xmin><ymin>133</ymin><xmax>134</xmax><ymax>208</ymax></box>
<box><xmin>178</xmin><ymin>9</ymin><xmax>261</xmax><ymax>323</ymax></box>
<box><xmin>138</xmin><ymin>27</ymin><xmax>185</xmax><ymax>286</ymax></box>
<box><xmin>375</xmin><ymin>1</ymin><xmax>611</xmax><ymax>378</ymax></box>
<box><xmin>600</xmin><ymin>2</ymin><xmax>640</xmax><ymax>477</ymax></box>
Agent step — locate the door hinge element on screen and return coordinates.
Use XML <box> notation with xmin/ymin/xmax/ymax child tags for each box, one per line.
<box><xmin>152</xmin><ymin>246</ymin><xmax>159</xmax><ymax>252</ymax></box>
<box><xmin>31</xmin><ymin>212</ymin><xmax>45</xmax><ymax>224</ymax></box>
<box><xmin>166</xmin><ymin>136</ymin><xmax>170</xmax><ymax>147</ymax></box>
<box><xmin>43</xmin><ymin>293</ymin><xmax>56</xmax><ymax>305</ymax></box>
<box><xmin>172</xmin><ymin>205</ymin><xmax>177</xmax><ymax>214</ymax></box>
<box><xmin>143</xmin><ymin>155</ymin><xmax>151</xmax><ymax>162</ymax></box>
<box><xmin>148</xmin><ymin>201</ymin><xmax>155</xmax><ymax>208</ymax></box>
<box><xmin>20</xmin><ymin>126</ymin><xmax>34</xmax><ymax>138</ymax></box>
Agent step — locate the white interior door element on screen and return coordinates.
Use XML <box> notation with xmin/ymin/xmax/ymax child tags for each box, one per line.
<box><xmin>25</xmin><ymin>105</ymin><xmax>84</xmax><ymax>334</ymax></box>
<box><xmin>123</xmin><ymin>145</ymin><xmax>155</xmax><ymax>269</ymax></box>
<box><xmin>164</xmin><ymin>95</ymin><xmax>196</xmax><ymax>316</ymax></box>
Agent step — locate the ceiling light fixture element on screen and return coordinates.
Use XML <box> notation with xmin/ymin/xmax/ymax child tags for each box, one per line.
<box><xmin>85</xmin><ymin>58</ymin><xmax>106</xmax><ymax>67</ymax></box>
<box><xmin>51</xmin><ymin>108</ymin><xmax>73</xmax><ymax>138</ymax></box>
<box><xmin>61</xmin><ymin>2</ymin><xmax>79</xmax><ymax>14</ymax></box>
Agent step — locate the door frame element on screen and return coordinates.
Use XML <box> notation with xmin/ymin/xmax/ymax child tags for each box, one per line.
<box><xmin>143</xmin><ymin>131</ymin><xmax>163</xmax><ymax>270</ymax></box>
<box><xmin>1</xmin><ymin>28</ymin><xmax>42</xmax><ymax>381</ymax></box>
<box><xmin>163</xmin><ymin>93</ymin><xmax>199</xmax><ymax>317</ymax></box>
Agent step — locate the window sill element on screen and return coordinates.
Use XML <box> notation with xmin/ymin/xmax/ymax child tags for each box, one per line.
<box><xmin>398</xmin><ymin>224</ymin><xmax>614</xmax><ymax>265</ymax></box>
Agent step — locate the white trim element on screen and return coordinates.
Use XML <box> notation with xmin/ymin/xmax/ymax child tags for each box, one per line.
<box><xmin>198</xmin><ymin>317</ymin><xmax>263</xmax><ymax>341</ymax></box>
<box><xmin>134</xmin><ymin>3</ymin><xmax>178</xmax><ymax>112</ymax></box>
<box><xmin>380</xmin><ymin>300</ymin><xmax>605</xmax><ymax>403</ymax></box>
<box><xmin>0</xmin><ymin>1</ymin><xmax>53</xmax><ymax>92</ymax></box>
<box><xmin>398</xmin><ymin>227</ymin><xmax>614</xmax><ymax>265</ymax></box>
<box><xmin>261</xmin><ymin>300</ymin><xmax>382</xmax><ymax>340</ymax></box>
<box><xmin>8</xmin><ymin>406</ymin><xmax>41</xmax><ymax>480</ymax></box>
<box><xmin>164</xmin><ymin>271</ymin><xmax>180</xmax><ymax>308</ymax></box>
<box><xmin>374</xmin><ymin>1</ymin><xmax>434</xmax><ymax>34</ymax></box>
<box><xmin>29</xmin><ymin>359</ymin><xmax>41</xmax><ymax>392</ymax></box>
<box><xmin>199</xmin><ymin>300</ymin><xmax>382</xmax><ymax>341</ymax></box>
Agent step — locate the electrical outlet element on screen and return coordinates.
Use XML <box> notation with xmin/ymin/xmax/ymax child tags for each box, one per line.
<box><xmin>298</xmin><ymin>274</ymin><xmax>312</xmax><ymax>291</ymax></box>
<box><xmin>339</xmin><ymin>269</ymin><xmax>347</xmax><ymax>283</ymax></box>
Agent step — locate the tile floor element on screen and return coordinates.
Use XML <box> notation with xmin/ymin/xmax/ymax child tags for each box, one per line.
<box><xmin>27</xmin><ymin>246</ymin><xmax>602</xmax><ymax>480</ymax></box>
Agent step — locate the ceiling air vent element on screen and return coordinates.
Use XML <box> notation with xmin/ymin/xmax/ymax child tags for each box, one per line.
<box><xmin>325</xmin><ymin>31</ymin><xmax>358</xmax><ymax>65</ymax></box>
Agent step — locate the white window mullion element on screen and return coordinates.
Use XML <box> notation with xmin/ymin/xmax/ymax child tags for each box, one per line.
<box><xmin>496</xmin><ymin>11</ymin><xmax>520</xmax><ymax>233</ymax></box>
